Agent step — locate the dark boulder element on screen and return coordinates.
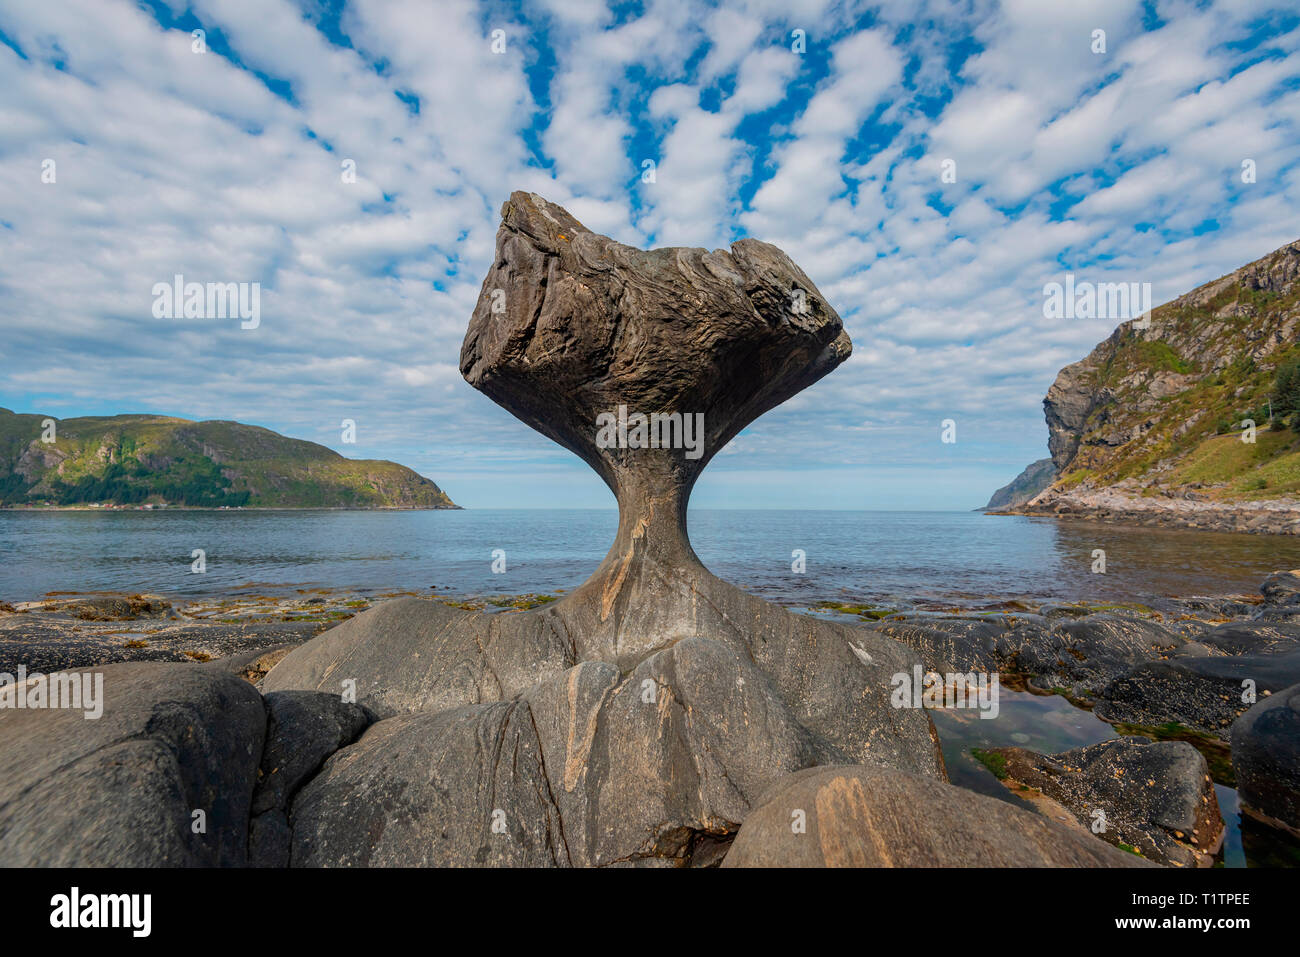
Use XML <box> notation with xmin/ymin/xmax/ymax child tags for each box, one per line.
<box><xmin>985</xmin><ymin>738</ymin><xmax>1222</xmax><ymax>866</ymax></box>
<box><xmin>1230</xmin><ymin>682</ymin><xmax>1300</xmax><ymax>837</ymax></box>
<box><xmin>248</xmin><ymin>810</ymin><xmax>292</xmax><ymax>868</ymax></box>
<box><xmin>1097</xmin><ymin>648</ymin><xmax>1300</xmax><ymax>735</ymax></box>
<box><xmin>1260</xmin><ymin>570</ymin><xmax>1300</xmax><ymax>607</ymax></box>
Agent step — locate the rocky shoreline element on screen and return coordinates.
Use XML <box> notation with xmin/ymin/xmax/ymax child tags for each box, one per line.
<box><xmin>3</xmin><ymin>570</ymin><xmax>1299</xmax><ymax>865</ymax></box>
<box><xmin>996</xmin><ymin>487</ymin><xmax>1300</xmax><ymax>535</ymax></box>
<box><xmin>0</xmin><ymin>588</ymin><xmax>563</xmax><ymax>675</ymax></box>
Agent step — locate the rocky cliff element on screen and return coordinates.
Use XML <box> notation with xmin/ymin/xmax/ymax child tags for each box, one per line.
<box><xmin>0</xmin><ymin>410</ymin><xmax>457</xmax><ymax>509</ymax></box>
<box><xmin>981</xmin><ymin>458</ymin><xmax>1056</xmax><ymax>510</ymax></box>
<box><xmin>1004</xmin><ymin>239</ymin><xmax>1300</xmax><ymax>534</ymax></box>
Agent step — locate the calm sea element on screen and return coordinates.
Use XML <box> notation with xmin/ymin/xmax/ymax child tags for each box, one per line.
<box><xmin>5</xmin><ymin>507</ymin><xmax>1296</xmax><ymax>865</ymax></box>
<box><xmin>2</xmin><ymin>508</ymin><xmax>1296</xmax><ymax>604</ymax></box>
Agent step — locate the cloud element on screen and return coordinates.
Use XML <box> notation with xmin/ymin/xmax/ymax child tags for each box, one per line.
<box><xmin>0</xmin><ymin>0</ymin><xmax>1297</xmax><ymax>509</ymax></box>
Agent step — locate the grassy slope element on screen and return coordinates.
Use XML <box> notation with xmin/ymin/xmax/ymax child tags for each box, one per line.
<box><xmin>0</xmin><ymin>409</ymin><xmax>457</xmax><ymax>508</ymax></box>
<box><xmin>1055</xmin><ymin>242</ymin><xmax>1300</xmax><ymax>502</ymax></box>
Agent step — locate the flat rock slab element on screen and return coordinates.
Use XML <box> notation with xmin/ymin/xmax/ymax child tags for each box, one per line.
<box><xmin>1097</xmin><ymin>649</ymin><xmax>1300</xmax><ymax>735</ymax></box>
<box><xmin>1021</xmin><ymin>614</ymin><xmax>1187</xmax><ymax>695</ymax></box>
<box><xmin>721</xmin><ymin>764</ymin><xmax>1155</xmax><ymax>867</ymax></box>
<box><xmin>0</xmin><ymin>609</ymin><xmax>321</xmax><ymax>674</ymax></box>
<box><xmin>0</xmin><ymin>661</ymin><xmax>266</xmax><ymax>866</ymax></box>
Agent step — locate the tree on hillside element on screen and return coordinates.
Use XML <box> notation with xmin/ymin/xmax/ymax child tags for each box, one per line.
<box><xmin>1273</xmin><ymin>359</ymin><xmax>1300</xmax><ymax>431</ymax></box>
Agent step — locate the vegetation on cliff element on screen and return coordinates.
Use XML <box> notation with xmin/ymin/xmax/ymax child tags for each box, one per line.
<box><xmin>1035</xmin><ymin>239</ymin><xmax>1300</xmax><ymax>504</ymax></box>
<box><xmin>0</xmin><ymin>410</ymin><xmax>457</xmax><ymax>509</ymax></box>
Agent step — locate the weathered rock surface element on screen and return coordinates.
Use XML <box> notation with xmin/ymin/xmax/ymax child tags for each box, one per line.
<box><xmin>720</xmin><ymin>764</ymin><xmax>1154</xmax><ymax>867</ymax></box>
<box><xmin>290</xmin><ymin>637</ymin><xmax>928</xmax><ymax>866</ymax></box>
<box><xmin>0</xmin><ymin>662</ymin><xmax>265</xmax><ymax>866</ymax></box>
<box><xmin>880</xmin><ymin>597</ymin><xmax>1300</xmax><ymax>738</ymax></box>
<box><xmin>1231</xmin><ymin>682</ymin><xmax>1300</xmax><ymax>837</ymax></box>
<box><xmin>986</xmin><ymin>738</ymin><xmax>1223</xmax><ymax>866</ymax></box>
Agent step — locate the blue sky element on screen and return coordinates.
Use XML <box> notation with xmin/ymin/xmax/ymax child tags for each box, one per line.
<box><xmin>1</xmin><ymin>0</ymin><xmax>1299</xmax><ymax>509</ymax></box>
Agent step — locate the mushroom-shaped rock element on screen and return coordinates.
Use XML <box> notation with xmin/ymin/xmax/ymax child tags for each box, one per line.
<box><xmin>460</xmin><ymin>191</ymin><xmax>850</xmax><ymax>574</ymax></box>
<box><xmin>261</xmin><ymin>194</ymin><xmax>947</xmax><ymax>865</ymax></box>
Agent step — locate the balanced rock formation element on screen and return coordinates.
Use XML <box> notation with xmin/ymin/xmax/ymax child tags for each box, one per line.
<box><xmin>262</xmin><ymin>193</ymin><xmax>942</xmax><ymax>865</ymax></box>
<box><xmin>0</xmin><ymin>195</ymin><xmax>1148</xmax><ymax>868</ymax></box>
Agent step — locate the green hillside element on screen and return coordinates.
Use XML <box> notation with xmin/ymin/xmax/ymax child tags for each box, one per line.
<box><xmin>0</xmin><ymin>410</ymin><xmax>458</xmax><ymax>509</ymax></box>
<box><xmin>1039</xmin><ymin>239</ymin><xmax>1300</xmax><ymax>503</ymax></box>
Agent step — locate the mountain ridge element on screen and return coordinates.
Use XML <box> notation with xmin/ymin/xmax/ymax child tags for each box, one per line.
<box><xmin>0</xmin><ymin>409</ymin><xmax>458</xmax><ymax>509</ymax></box>
<box><xmin>980</xmin><ymin>458</ymin><xmax>1056</xmax><ymax>511</ymax></box>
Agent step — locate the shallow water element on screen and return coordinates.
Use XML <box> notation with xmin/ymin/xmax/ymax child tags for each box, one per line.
<box><xmin>930</xmin><ymin>688</ymin><xmax>1300</xmax><ymax>868</ymax></box>
<box><xmin>3</xmin><ymin>508</ymin><xmax>1297</xmax><ymax>603</ymax></box>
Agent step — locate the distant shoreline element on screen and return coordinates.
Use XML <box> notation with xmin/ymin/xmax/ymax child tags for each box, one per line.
<box><xmin>990</xmin><ymin>489</ymin><xmax>1300</xmax><ymax>536</ymax></box>
<box><xmin>0</xmin><ymin>504</ymin><xmax>463</xmax><ymax>512</ymax></box>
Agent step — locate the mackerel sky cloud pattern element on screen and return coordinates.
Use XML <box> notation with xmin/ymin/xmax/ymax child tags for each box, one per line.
<box><xmin>1</xmin><ymin>0</ymin><xmax>1298</xmax><ymax>508</ymax></box>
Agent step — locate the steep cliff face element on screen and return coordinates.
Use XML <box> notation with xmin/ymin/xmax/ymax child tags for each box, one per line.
<box><xmin>0</xmin><ymin>410</ymin><xmax>458</xmax><ymax>509</ymax></box>
<box><xmin>1010</xmin><ymin>239</ymin><xmax>1300</xmax><ymax>533</ymax></box>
